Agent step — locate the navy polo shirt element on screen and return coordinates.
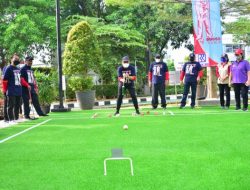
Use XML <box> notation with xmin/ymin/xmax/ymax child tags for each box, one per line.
<box><xmin>149</xmin><ymin>61</ymin><xmax>168</xmax><ymax>84</ymax></box>
<box><xmin>20</xmin><ymin>64</ymin><xmax>36</xmax><ymax>94</ymax></box>
<box><xmin>3</xmin><ymin>65</ymin><xmax>22</xmax><ymax>96</ymax></box>
<box><xmin>182</xmin><ymin>61</ymin><xmax>202</xmax><ymax>83</ymax></box>
<box><xmin>118</xmin><ymin>65</ymin><xmax>136</xmax><ymax>86</ymax></box>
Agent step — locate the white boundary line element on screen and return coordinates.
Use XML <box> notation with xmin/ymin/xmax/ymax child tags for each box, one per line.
<box><xmin>0</xmin><ymin>119</ymin><xmax>51</xmax><ymax>144</ymax></box>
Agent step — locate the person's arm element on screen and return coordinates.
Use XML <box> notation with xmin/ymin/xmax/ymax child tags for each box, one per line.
<box><xmin>148</xmin><ymin>64</ymin><xmax>153</xmax><ymax>87</ymax></box>
<box><xmin>197</xmin><ymin>63</ymin><xmax>203</xmax><ymax>82</ymax></box>
<box><xmin>2</xmin><ymin>80</ymin><xmax>8</xmax><ymax>93</ymax></box>
<box><xmin>246</xmin><ymin>70</ymin><xmax>250</xmax><ymax>86</ymax></box>
<box><xmin>180</xmin><ymin>63</ymin><xmax>186</xmax><ymax>85</ymax></box>
<box><xmin>117</xmin><ymin>67</ymin><xmax>125</xmax><ymax>83</ymax></box>
<box><xmin>2</xmin><ymin>67</ymin><xmax>11</xmax><ymax>94</ymax></box>
<box><xmin>197</xmin><ymin>70</ymin><xmax>203</xmax><ymax>82</ymax></box>
<box><xmin>165</xmin><ymin>63</ymin><xmax>169</xmax><ymax>86</ymax></box>
<box><xmin>128</xmin><ymin>67</ymin><xmax>136</xmax><ymax>81</ymax></box>
<box><xmin>229</xmin><ymin>66</ymin><xmax>232</xmax><ymax>87</ymax></box>
<box><xmin>215</xmin><ymin>66</ymin><xmax>220</xmax><ymax>78</ymax></box>
<box><xmin>20</xmin><ymin>68</ymin><xmax>31</xmax><ymax>89</ymax></box>
<box><xmin>21</xmin><ymin>77</ymin><xmax>30</xmax><ymax>88</ymax></box>
<box><xmin>245</xmin><ymin>61</ymin><xmax>250</xmax><ymax>86</ymax></box>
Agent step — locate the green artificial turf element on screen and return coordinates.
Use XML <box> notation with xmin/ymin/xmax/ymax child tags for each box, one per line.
<box><xmin>0</xmin><ymin>106</ymin><xmax>250</xmax><ymax>190</ymax></box>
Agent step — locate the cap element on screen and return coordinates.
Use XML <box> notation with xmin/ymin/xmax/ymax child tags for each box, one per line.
<box><xmin>25</xmin><ymin>56</ymin><xmax>34</xmax><ymax>61</ymax></box>
<box><xmin>189</xmin><ymin>53</ymin><xmax>195</xmax><ymax>58</ymax></box>
<box><xmin>155</xmin><ymin>54</ymin><xmax>161</xmax><ymax>58</ymax></box>
<box><xmin>234</xmin><ymin>49</ymin><xmax>243</xmax><ymax>55</ymax></box>
<box><xmin>122</xmin><ymin>56</ymin><xmax>129</xmax><ymax>62</ymax></box>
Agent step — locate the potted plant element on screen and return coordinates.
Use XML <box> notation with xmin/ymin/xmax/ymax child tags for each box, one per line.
<box><xmin>34</xmin><ymin>71</ymin><xmax>57</xmax><ymax>114</ymax></box>
<box><xmin>68</xmin><ymin>75</ymin><xmax>95</xmax><ymax>109</ymax></box>
<box><xmin>63</xmin><ymin>21</ymin><xmax>100</xmax><ymax>110</ymax></box>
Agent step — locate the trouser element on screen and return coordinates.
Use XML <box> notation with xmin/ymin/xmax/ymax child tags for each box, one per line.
<box><xmin>181</xmin><ymin>81</ymin><xmax>197</xmax><ymax>107</ymax></box>
<box><xmin>152</xmin><ymin>82</ymin><xmax>166</xmax><ymax>108</ymax></box>
<box><xmin>3</xmin><ymin>94</ymin><xmax>8</xmax><ymax>121</ymax></box>
<box><xmin>218</xmin><ymin>84</ymin><xmax>231</xmax><ymax>107</ymax></box>
<box><xmin>19</xmin><ymin>98</ymin><xmax>23</xmax><ymax>114</ymax></box>
<box><xmin>22</xmin><ymin>90</ymin><xmax>44</xmax><ymax>117</ymax></box>
<box><xmin>7</xmin><ymin>96</ymin><xmax>21</xmax><ymax>121</ymax></box>
<box><xmin>116</xmin><ymin>84</ymin><xmax>139</xmax><ymax>112</ymax></box>
<box><xmin>233</xmin><ymin>83</ymin><xmax>248</xmax><ymax>109</ymax></box>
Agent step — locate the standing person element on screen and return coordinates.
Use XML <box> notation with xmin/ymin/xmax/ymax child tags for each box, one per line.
<box><xmin>229</xmin><ymin>49</ymin><xmax>250</xmax><ymax>111</ymax></box>
<box><xmin>216</xmin><ymin>54</ymin><xmax>231</xmax><ymax>109</ymax></box>
<box><xmin>148</xmin><ymin>54</ymin><xmax>169</xmax><ymax>110</ymax></box>
<box><xmin>2</xmin><ymin>54</ymin><xmax>22</xmax><ymax>123</ymax></box>
<box><xmin>114</xmin><ymin>56</ymin><xmax>140</xmax><ymax>116</ymax></box>
<box><xmin>20</xmin><ymin>56</ymin><xmax>48</xmax><ymax>119</ymax></box>
<box><xmin>179</xmin><ymin>53</ymin><xmax>203</xmax><ymax>109</ymax></box>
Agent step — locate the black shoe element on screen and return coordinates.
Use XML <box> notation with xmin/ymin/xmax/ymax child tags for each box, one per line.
<box><xmin>25</xmin><ymin>116</ymin><xmax>36</xmax><ymax>120</ymax></box>
<box><xmin>152</xmin><ymin>107</ymin><xmax>157</xmax><ymax>110</ymax></box>
<box><xmin>179</xmin><ymin>106</ymin><xmax>184</xmax><ymax>109</ymax></box>
<box><xmin>242</xmin><ymin>108</ymin><xmax>248</xmax><ymax>112</ymax></box>
<box><xmin>136</xmin><ymin>109</ymin><xmax>140</xmax><ymax>115</ymax></box>
<box><xmin>39</xmin><ymin>114</ymin><xmax>48</xmax><ymax>116</ymax></box>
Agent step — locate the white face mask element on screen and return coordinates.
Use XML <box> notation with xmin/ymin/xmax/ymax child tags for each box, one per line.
<box><xmin>122</xmin><ymin>63</ymin><xmax>129</xmax><ymax>68</ymax></box>
<box><xmin>155</xmin><ymin>59</ymin><xmax>160</xmax><ymax>63</ymax></box>
<box><xmin>235</xmin><ymin>55</ymin><xmax>242</xmax><ymax>61</ymax></box>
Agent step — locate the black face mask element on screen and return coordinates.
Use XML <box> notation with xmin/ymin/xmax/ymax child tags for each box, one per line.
<box><xmin>13</xmin><ymin>60</ymin><xmax>20</xmax><ymax>65</ymax></box>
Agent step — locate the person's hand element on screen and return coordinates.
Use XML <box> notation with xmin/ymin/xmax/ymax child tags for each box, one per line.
<box><xmin>180</xmin><ymin>80</ymin><xmax>183</xmax><ymax>85</ymax></box>
<box><xmin>197</xmin><ymin>76</ymin><xmax>200</xmax><ymax>83</ymax></box>
<box><xmin>165</xmin><ymin>80</ymin><xmax>169</xmax><ymax>86</ymax></box>
<box><xmin>35</xmin><ymin>87</ymin><xmax>39</xmax><ymax>94</ymax></box>
<box><xmin>28</xmin><ymin>85</ymin><xmax>31</xmax><ymax>91</ymax></box>
<box><xmin>120</xmin><ymin>78</ymin><xmax>125</xmax><ymax>83</ymax></box>
<box><xmin>245</xmin><ymin>80</ymin><xmax>250</xmax><ymax>87</ymax></box>
<box><xmin>148</xmin><ymin>81</ymin><xmax>152</xmax><ymax>88</ymax></box>
<box><xmin>228</xmin><ymin>82</ymin><xmax>232</xmax><ymax>87</ymax></box>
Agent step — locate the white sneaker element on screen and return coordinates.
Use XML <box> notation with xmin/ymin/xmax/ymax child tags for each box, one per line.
<box><xmin>114</xmin><ymin>112</ymin><xmax>120</xmax><ymax>117</ymax></box>
<box><xmin>9</xmin><ymin>121</ymin><xmax>17</xmax><ymax>125</ymax></box>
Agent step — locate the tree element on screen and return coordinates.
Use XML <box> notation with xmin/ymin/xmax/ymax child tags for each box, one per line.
<box><xmin>221</xmin><ymin>0</ymin><xmax>250</xmax><ymax>17</ymax></box>
<box><xmin>61</xmin><ymin>0</ymin><xmax>106</xmax><ymax>18</ymax></box>
<box><xmin>225</xmin><ymin>17</ymin><xmax>250</xmax><ymax>46</ymax></box>
<box><xmin>63</xmin><ymin>21</ymin><xmax>101</xmax><ymax>90</ymax></box>
<box><xmin>62</xmin><ymin>16</ymin><xmax>146</xmax><ymax>84</ymax></box>
<box><xmin>105</xmin><ymin>2</ymin><xmax>192</xmax><ymax>71</ymax></box>
<box><xmin>0</xmin><ymin>0</ymin><xmax>56</xmax><ymax>64</ymax></box>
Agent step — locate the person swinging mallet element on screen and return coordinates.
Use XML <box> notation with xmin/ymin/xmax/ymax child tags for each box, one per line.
<box><xmin>114</xmin><ymin>56</ymin><xmax>140</xmax><ymax>116</ymax></box>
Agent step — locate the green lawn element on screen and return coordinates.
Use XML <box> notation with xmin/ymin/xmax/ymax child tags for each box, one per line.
<box><xmin>0</xmin><ymin>107</ymin><xmax>250</xmax><ymax>190</ymax></box>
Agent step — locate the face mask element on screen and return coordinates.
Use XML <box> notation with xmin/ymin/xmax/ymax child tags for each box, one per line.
<box><xmin>235</xmin><ymin>55</ymin><xmax>242</xmax><ymax>61</ymax></box>
<box><xmin>122</xmin><ymin>63</ymin><xmax>129</xmax><ymax>68</ymax></box>
<box><xmin>155</xmin><ymin>59</ymin><xmax>160</xmax><ymax>63</ymax></box>
<box><xmin>13</xmin><ymin>60</ymin><xmax>20</xmax><ymax>65</ymax></box>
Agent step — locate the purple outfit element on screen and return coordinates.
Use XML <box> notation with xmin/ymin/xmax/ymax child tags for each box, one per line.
<box><xmin>231</xmin><ymin>60</ymin><xmax>250</xmax><ymax>84</ymax></box>
<box><xmin>230</xmin><ymin>59</ymin><xmax>250</xmax><ymax>110</ymax></box>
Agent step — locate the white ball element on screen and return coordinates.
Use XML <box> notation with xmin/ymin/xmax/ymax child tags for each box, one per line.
<box><xmin>123</xmin><ymin>125</ymin><xmax>128</xmax><ymax>130</ymax></box>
